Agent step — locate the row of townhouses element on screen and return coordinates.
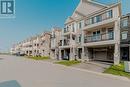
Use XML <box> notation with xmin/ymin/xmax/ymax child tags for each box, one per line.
<box><xmin>11</xmin><ymin>0</ymin><xmax>130</xmax><ymax>65</ymax></box>
<box><xmin>11</xmin><ymin>27</ymin><xmax>62</xmax><ymax>59</ymax></box>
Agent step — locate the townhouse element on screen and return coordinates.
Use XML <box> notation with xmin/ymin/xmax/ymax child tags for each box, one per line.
<box><xmin>50</xmin><ymin>27</ymin><xmax>62</xmax><ymax>60</ymax></box>
<box><xmin>31</xmin><ymin>35</ymin><xmax>41</xmax><ymax>56</ymax></box>
<box><xmin>59</xmin><ymin>0</ymin><xmax>121</xmax><ymax>65</ymax></box>
<box><xmin>40</xmin><ymin>32</ymin><xmax>51</xmax><ymax>57</ymax></box>
<box><xmin>120</xmin><ymin>13</ymin><xmax>130</xmax><ymax>61</ymax></box>
<box><xmin>22</xmin><ymin>38</ymin><xmax>33</xmax><ymax>56</ymax></box>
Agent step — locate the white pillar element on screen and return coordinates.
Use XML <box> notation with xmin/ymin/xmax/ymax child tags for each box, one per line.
<box><xmin>59</xmin><ymin>49</ymin><xmax>62</xmax><ymax>60</ymax></box>
<box><xmin>82</xmin><ymin>46</ymin><xmax>89</xmax><ymax>62</ymax></box>
<box><xmin>81</xmin><ymin>30</ymin><xmax>85</xmax><ymax>45</ymax></box>
<box><xmin>85</xmin><ymin>47</ymin><xmax>89</xmax><ymax>61</ymax></box>
<box><xmin>114</xmin><ymin>20</ymin><xmax>120</xmax><ymax>65</ymax></box>
<box><xmin>70</xmin><ymin>48</ymin><xmax>74</xmax><ymax>60</ymax></box>
<box><xmin>114</xmin><ymin>43</ymin><xmax>120</xmax><ymax>65</ymax></box>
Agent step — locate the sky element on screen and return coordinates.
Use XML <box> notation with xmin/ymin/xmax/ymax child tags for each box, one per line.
<box><xmin>0</xmin><ymin>0</ymin><xmax>129</xmax><ymax>52</ymax></box>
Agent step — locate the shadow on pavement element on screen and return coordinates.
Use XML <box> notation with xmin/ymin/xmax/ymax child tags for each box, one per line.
<box><xmin>0</xmin><ymin>80</ymin><xmax>21</xmax><ymax>87</ymax></box>
<box><xmin>0</xmin><ymin>58</ymin><xmax>3</xmax><ymax>60</ymax></box>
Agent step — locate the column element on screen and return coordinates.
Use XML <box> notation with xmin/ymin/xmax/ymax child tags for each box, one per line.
<box><xmin>70</xmin><ymin>48</ymin><xmax>75</xmax><ymax>61</ymax></box>
<box><xmin>114</xmin><ymin>20</ymin><xmax>120</xmax><ymax>65</ymax></box>
<box><xmin>85</xmin><ymin>47</ymin><xmax>89</xmax><ymax>61</ymax></box>
<box><xmin>81</xmin><ymin>30</ymin><xmax>85</xmax><ymax>45</ymax></box>
<box><xmin>82</xmin><ymin>46</ymin><xmax>89</xmax><ymax>62</ymax></box>
<box><xmin>114</xmin><ymin>43</ymin><xmax>120</xmax><ymax>65</ymax></box>
<box><xmin>59</xmin><ymin>49</ymin><xmax>62</xmax><ymax>60</ymax></box>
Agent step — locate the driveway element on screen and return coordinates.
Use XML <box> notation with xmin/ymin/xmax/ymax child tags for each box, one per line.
<box><xmin>72</xmin><ymin>61</ymin><xmax>112</xmax><ymax>73</ymax></box>
<box><xmin>0</xmin><ymin>55</ymin><xmax>130</xmax><ymax>87</ymax></box>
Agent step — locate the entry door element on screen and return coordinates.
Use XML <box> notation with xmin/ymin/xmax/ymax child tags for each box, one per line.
<box><xmin>78</xmin><ymin>48</ymin><xmax>82</xmax><ymax>59</ymax></box>
<box><xmin>121</xmin><ymin>47</ymin><xmax>129</xmax><ymax>61</ymax></box>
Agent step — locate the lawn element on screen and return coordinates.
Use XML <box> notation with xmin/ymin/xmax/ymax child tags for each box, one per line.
<box><xmin>27</xmin><ymin>56</ymin><xmax>50</xmax><ymax>60</ymax></box>
<box><xmin>56</xmin><ymin>60</ymin><xmax>81</xmax><ymax>66</ymax></box>
<box><xmin>104</xmin><ymin>63</ymin><xmax>130</xmax><ymax>78</ymax></box>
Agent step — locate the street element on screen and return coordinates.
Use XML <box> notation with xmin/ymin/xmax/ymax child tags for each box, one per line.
<box><xmin>0</xmin><ymin>55</ymin><xmax>130</xmax><ymax>87</ymax></box>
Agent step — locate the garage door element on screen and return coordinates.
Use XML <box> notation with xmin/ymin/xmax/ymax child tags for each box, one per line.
<box><xmin>94</xmin><ymin>51</ymin><xmax>107</xmax><ymax>61</ymax></box>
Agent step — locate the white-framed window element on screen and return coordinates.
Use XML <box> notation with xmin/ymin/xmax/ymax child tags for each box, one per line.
<box><xmin>78</xmin><ymin>34</ymin><xmax>82</xmax><ymax>43</ymax></box>
<box><xmin>72</xmin><ymin>23</ymin><xmax>75</xmax><ymax>32</ymax></box>
<box><xmin>121</xmin><ymin>31</ymin><xmax>128</xmax><ymax>40</ymax></box>
<box><xmin>91</xmin><ymin>17</ymin><xmax>97</xmax><ymax>24</ymax></box>
<box><xmin>96</xmin><ymin>15</ymin><xmax>102</xmax><ymax>22</ymax></box>
<box><xmin>107</xmin><ymin>10</ymin><xmax>113</xmax><ymax>18</ymax></box>
<box><xmin>79</xmin><ymin>22</ymin><xmax>82</xmax><ymax>29</ymax></box>
<box><xmin>122</xmin><ymin>19</ymin><xmax>128</xmax><ymax>27</ymax></box>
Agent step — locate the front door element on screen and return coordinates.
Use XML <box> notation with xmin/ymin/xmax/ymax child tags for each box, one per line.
<box><xmin>78</xmin><ymin>48</ymin><xmax>82</xmax><ymax>59</ymax></box>
<box><xmin>121</xmin><ymin>47</ymin><xmax>129</xmax><ymax>61</ymax></box>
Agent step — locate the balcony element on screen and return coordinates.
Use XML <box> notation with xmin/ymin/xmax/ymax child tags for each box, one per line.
<box><xmin>64</xmin><ymin>39</ymin><xmax>70</xmax><ymax>46</ymax></box>
<box><xmin>64</xmin><ymin>28</ymin><xmax>70</xmax><ymax>33</ymax></box>
<box><xmin>84</xmin><ymin>32</ymin><xmax>114</xmax><ymax>43</ymax></box>
<box><xmin>84</xmin><ymin>10</ymin><xmax>113</xmax><ymax>28</ymax></box>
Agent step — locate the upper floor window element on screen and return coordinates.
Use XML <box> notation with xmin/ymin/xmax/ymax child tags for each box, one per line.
<box><xmin>79</xmin><ymin>34</ymin><xmax>82</xmax><ymax>43</ymax></box>
<box><xmin>107</xmin><ymin>10</ymin><xmax>113</xmax><ymax>18</ymax></box>
<box><xmin>121</xmin><ymin>19</ymin><xmax>128</xmax><ymax>28</ymax></box>
<box><xmin>92</xmin><ymin>17</ymin><xmax>96</xmax><ymax>24</ymax></box>
<box><xmin>96</xmin><ymin>15</ymin><xmax>102</xmax><ymax>22</ymax></box>
<box><xmin>64</xmin><ymin>26</ymin><xmax>69</xmax><ymax>33</ymax></box>
<box><xmin>121</xmin><ymin>31</ymin><xmax>128</xmax><ymax>40</ymax></box>
<box><xmin>85</xmin><ymin>18</ymin><xmax>92</xmax><ymax>25</ymax></box>
<box><xmin>72</xmin><ymin>23</ymin><xmax>75</xmax><ymax>32</ymax></box>
<box><xmin>79</xmin><ymin>22</ymin><xmax>82</xmax><ymax>29</ymax></box>
<box><xmin>66</xmin><ymin>26</ymin><xmax>69</xmax><ymax>31</ymax></box>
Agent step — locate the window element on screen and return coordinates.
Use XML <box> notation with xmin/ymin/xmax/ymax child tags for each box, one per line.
<box><xmin>108</xmin><ymin>29</ymin><xmax>114</xmax><ymax>39</ymax></box>
<box><xmin>72</xmin><ymin>23</ymin><xmax>75</xmax><ymax>32</ymax></box>
<box><xmin>92</xmin><ymin>17</ymin><xmax>97</xmax><ymax>24</ymax></box>
<box><xmin>66</xmin><ymin>26</ymin><xmax>69</xmax><ymax>31</ymax></box>
<box><xmin>122</xmin><ymin>31</ymin><xmax>128</xmax><ymax>40</ymax></box>
<box><xmin>64</xmin><ymin>28</ymin><xmax>66</xmax><ymax>33</ymax></box>
<box><xmin>122</xmin><ymin>19</ymin><xmax>128</xmax><ymax>27</ymax></box>
<box><xmin>107</xmin><ymin>10</ymin><xmax>113</xmax><ymax>18</ymax></box>
<box><xmin>93</xmin><ymin>31</ymin><xmax>101</xmax><ymax>41</ymax></box>
<box><xmin>79</xmin><ymin>22</ymin><xmax>82</xmax><ymax>29</ymax></box>
<box><xmin>96</xmin><ymin>15</ymin><xmax>102</xmax><ymax>22</ymax></box>
<box><xmin>79</xmin><ymin>34</ymin><xmax>82</xmax><ymax>43</ymax></box>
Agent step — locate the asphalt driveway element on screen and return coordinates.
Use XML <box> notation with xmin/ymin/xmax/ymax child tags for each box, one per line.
<box><xmin>0</xmin><ymin>55</ymin><xmax>130</xmax><ymax>87</ymax></box>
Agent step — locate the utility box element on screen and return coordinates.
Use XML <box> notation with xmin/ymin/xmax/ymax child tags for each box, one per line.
<box><xmin>124</xmin><ymin>61</ymin><xmax>130</xmax><ymax>73</ymax></box>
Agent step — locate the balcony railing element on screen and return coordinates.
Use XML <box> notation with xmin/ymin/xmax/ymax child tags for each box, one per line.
<box><xmin>84</xmin><ymin>32</ymin><xmax>114</xmax><ymax>43</ymax></box>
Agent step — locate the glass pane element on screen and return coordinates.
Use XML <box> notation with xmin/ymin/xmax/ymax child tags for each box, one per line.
<box><xmin>122</xmin><ymin>32</ymin><xmax>128</xmax><ymax>40</ymax></box>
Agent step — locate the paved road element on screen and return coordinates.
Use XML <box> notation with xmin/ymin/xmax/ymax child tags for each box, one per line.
<box><xmin>0</xmin><ymin>55</ymin><xmax>130</xmax><ymax>87</ymax></box>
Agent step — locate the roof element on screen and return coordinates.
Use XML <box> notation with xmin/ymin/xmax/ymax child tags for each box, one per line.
<box><xmin>65</xmin><ymin>0</ymin><xmax>119</xmax><ymax>24</ymax></box>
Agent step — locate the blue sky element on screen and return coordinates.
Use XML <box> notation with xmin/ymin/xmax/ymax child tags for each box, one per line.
<box><xmin>0</xmin><ymin>0</ymin><xmax>129</xmax><ymax>52</ymax></box>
